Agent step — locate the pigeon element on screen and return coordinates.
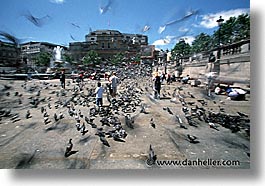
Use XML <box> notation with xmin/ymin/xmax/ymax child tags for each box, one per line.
<box><xmin>22</xmin><ymin>11</ymin><xmax>51</xmax><ymax>27</ymax></box>
<box><xmin>187</xmin><ymin>134</ymin><xmax>199</xmax><ymax>143</ymax></box>
<box><xmin>0</xmin><ymin>31</ymin><xmax>20</xmax><ymax>47</ymax></box>
<box><xmin>59</xmin><ymin>112</ymin><xmax>64</xmax><ymax>119</ymax></box>
<box><xmin>76</xmin><ymin>122</ymin><xmax>81</xmax><ymax>131</ymax></box>
<box><xmin>36</xmin><ymin>90</ymin><xmax>41</xmax><ymax>96</ymax></box>
<box><xmin>85</xmin><ymin>116</ymin><xmax>97</xmax><ymax>128</ymax></box>
<box><xmin>146</xmin><ymin>144</ymin><xmax>157</xmax><ymax>166</ymax></box>
<box><xmin>78</xmin><ymin>110</ymin><xmax>83</xmax><ymax>118</ymax></box>
<box><xmin>237</xmin><ymin>112</ymin><xmax>248</xmax><ymax>118</ymax></box>
<box><xmin>12</xmin><ymin>117</ymin><xmax>21</xmax><ymax>123</ymax></box>
<box><xmin>209</xmin><ymin>122</ymin><xmax>219</xmax><ymax>131</ymax></box>
<box><xmin>182</xmin><ymin>107</ymin><xmax>189</xmax><ymax>113</ymax></box>
<box><xmin>166</xmin><ymin>107</ymin><xmax>174</xmax><ymax>115</ymax></box>
<box><xmin>54</xmin><ymin>113</ymin><xmax>59</xmax><ymax>122</ymax></box>
<box><xmin>25</xmin><ymin>110</ymin><xmax>32</xmax><ymax>119</ymax></box>
<box><xmin>43</xmin><ymin>111</ymin><xmax>49</xmax><ymax>117</ymax></box>
<box><xmin>80</xmin><ymin>123</ymin><xmax>88</xmax><ymax>136</ymax></box>
<box><xmin>95</xmin><ymin>128</ymin><xmax>105</xmax><ymax>137</ymax></box>
<box><xmin>44</xmin><ymin>117</ymin><xmax>51</xmax><ymax>125</ymax></box>
<box><xmin>99</xmin><ymin>0</ymin><xmax>112</xmax><ymax>15</ymax></box>
<box><xmin>180</xmin><ymin>124</ymin><xmax>188</xmax><ymax>129</ymax></box>
<box><xmin>100</xmin><ymin>117</ymin><xmax>111</xmax><ymax>127</ymax></box>
<box><xmin>175</xmin><ymin>115</ymin><xmax>187</xmax><ymax>129</ymax></box>
<box><xmin>99</xmin><ymin>136</ymin><xmax>110</xmax><ymax>147</ymax></box>
<box><xmin>10</xmin><ymin>114</ymin><xmax>19</xmax><ymax>121</ymax></box>
<box><xmin>150</xmin><ymin>118</ymin><xmax>156</xmax><ymax>129</ymax></box>
<box><xmin>70</xmin><ymin>22</ymin><xmax>80</xmax><ymax>29</ymax></box>
<box><xmin>41</xmin><ymin>107</ymin><xmax>45</xmax><ymax>113</ymax></box>
<box><xmin>158</xmin><ymin>9</ymin><xmax>198</xmax><ymax>34</ymax></box>
<box><xmin>111</xmin><ymin>132</ymin><xmax>126</xmax><ymax>142</ymax></box>
<box><xmin>175</xmin><ymin>115</ymin><xmax>183</xmax><ymax>124</ymax></box>
<box><xmin>197</xmin><ymin>99</ymin><xmax>207</xmax><ymax>106</ymax></box>
<box><xmin>64</xmin><ymin>139</ymin><xmax>78</xmax><ymax>158</ymax></box>
<box><xmin>125</xmin><ymin>114</ymin><xmax>134</xmax><ymax>129</ymax></box>
<box><xmin>187</xmin><ymin>92</ymin><xmax>195</xmax><ymax>98</ymax></box>
<box><xmin>140</xmin><ymin>104</ymin><xmax>148</xmax><ymax>114</ymax></box>
<box><xmin>65</xmin><ymin>139</ymin><xmax>73</xmax><ymax>155</ymax></box>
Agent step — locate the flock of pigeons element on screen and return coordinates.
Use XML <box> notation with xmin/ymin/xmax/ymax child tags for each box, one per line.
<box><xmin>0</xmin><ymin>63</ymin><xmax>250</xmax><ymax>167</ymax></box>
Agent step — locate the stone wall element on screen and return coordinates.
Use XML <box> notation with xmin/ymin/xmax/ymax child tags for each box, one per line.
<box><xmin>182</xmin><ymin>53</ymin><xmax>250</xmax><ymax>86</ymax></box>
<box><xmin>181</xmin><ymin>40</ymin><xmax>250</xmax><ymax>86</ymax></box>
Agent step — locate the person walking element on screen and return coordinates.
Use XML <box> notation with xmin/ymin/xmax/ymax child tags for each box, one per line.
<box><xmin>109</xmin><ymin>72</ymin><xmax>119</xmax><ymax>97</ymax></box>
<box><xmin>60</xmin><ymin>70</ymin><xmax>65</xmax><ymax>89</ymax></box>
<box><xmin>95</xmin><ymin>81</ymin><xmax>104</xmax><ymax>107</ymax></box>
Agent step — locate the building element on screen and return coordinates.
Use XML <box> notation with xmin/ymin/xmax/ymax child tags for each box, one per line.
<box><xmin>20</xmin><ymin>41</ymin><xmax>67</xmax><ymax>69</ymax></box>
<box><xmin>0</xmin><ymin>40</ymin><xmax>21</xmax><ymax>71</ymax></box>
<box><xmin>69</xmin><ymin>29</ymin><xmax>149</xmax><ymax>62</ymax></box>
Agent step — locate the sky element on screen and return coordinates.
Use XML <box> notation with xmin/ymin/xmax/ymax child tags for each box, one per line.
<box><xmin>0</xmin><ymin>0</ymin><xmax>250</xmax><ymax>50</ymax></box>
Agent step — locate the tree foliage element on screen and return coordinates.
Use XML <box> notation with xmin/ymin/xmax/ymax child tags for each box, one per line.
<box><xmin>191</xmin><ymin>33</ymin><xmax>212</xmax><ymax>53</ymax></box>
<box><xmin>111</xmin><ymin>52</ymin><xmax>125</xmax><ymax>65</ymax></box>
<box><xmin>83</xmin><ymin>50</ymin><xmax>100</xmax><ymax>66</ymax></box>
<box><xmin>212</xmin><ymin>14</ymin><xmax>250</xmax><ymax>46</ymax></box>
<box><xmin>34</xmin><ymin>52</ymin><xmax>52</xmax><ymax>67</ymax></box>
<box><xmin>63</xmin><ymin>54</ymin><xmax>74</xmax><ymax>64</ymax></box>
<box><xmin>171</xmin><ymin>39</ymin><xmax>191</xmax><ymax>60</ymax></box>
<box><xmin>171</xmin><ymin>13</ymin><xmax>250</xmax><ymax>57</ymax></box>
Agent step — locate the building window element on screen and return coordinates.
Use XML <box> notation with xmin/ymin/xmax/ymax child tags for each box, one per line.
<box><xmin>101</xmin><ymin>42</ymin><xmax>105</xmax><ymax>49</ymax></box>
<box><xmin>108</xmin><ymin>43</ymin><xmax>110</xmax><ymax>48</ymax></box>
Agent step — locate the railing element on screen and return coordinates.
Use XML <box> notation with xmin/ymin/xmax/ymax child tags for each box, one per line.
<box><xmin>180</xmin><ymin>39</ymin><xmax>250</xmax><ymax>64</ymax></box>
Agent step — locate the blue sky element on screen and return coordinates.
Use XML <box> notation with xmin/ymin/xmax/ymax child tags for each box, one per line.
<box><xmin>0</xmin><ymin>0</ymin><xmax>250</xmax><ymax>50</ymax></box>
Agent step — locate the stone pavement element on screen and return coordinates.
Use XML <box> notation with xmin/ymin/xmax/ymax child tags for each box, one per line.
<box><xmin>0</xmin><ymin>76</ymin><xmax>250</xmax><ymax>169</ymax></box>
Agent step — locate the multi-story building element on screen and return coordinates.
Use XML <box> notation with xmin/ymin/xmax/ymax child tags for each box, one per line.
<box><xmin>69</xmin><ymin>29</ymin><xmax>149</xmax><ymax>62</ymax></box>
<box><xmin>0</xmin><ymin>40</ymin><xmax>21</xmax><ymax>70</ymax></box>
<box><xmin>20</xmin><ymin>41</ymin><xmax>67</xmax><ymax>69</ymax></box>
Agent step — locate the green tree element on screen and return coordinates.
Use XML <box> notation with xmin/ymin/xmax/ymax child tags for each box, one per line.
<box><xmin>212</xmin><ymin>13</ymin><xmax>250</xmax><ymax>47</ymax></box>
<box><xmin>134</xmin><ymin>53</ymin><xmax>141</xmax><ymax>63</ymax></box>
<box><xmin>111</xmin><ymin>52</ymin><xmax>125</xmax><ymax>65</ymax></box>
<box><xmin>34</xmin><ymin>52</ymin><xmax>52</xmax><ymax>67</ymax></box>
<box><xmin>83</xmin><ymin>50</ymin><xmax>100</xmax><ymax>66</ymax></box>
<box><xmin>191</xmin><ymin>33</ymin><xmax>212</xmax><ymax>53</ymax></box>
<box><xmin>63</xmin><ymin>54</ymin><xmax>74</xmax><ymax>64</ymax></box>
<box><xmin>233</xmin><ymin>14</ymin><xmax>250</xmax><ymax>41</ymax></box>
<box><xmin>171</xmin><ymin>39</ymin><xmax>191</xmax><ymax>60</ymax></box>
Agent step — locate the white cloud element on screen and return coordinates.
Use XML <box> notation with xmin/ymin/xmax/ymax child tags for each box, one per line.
<box><xmin>178</xmin><ymin>27</ymin><xmax>189</xmax><ymax>32</ymax></box>
<box><xmin>200</xmin><ymin>8</ymin><xmax>249</xmax><ymax>29</ymax></box>
<box><xmin>180</xmin><ymin>36</ymin><xmax>195</xmax><ymax>45</ymax></box>
<box><xmin>152</xmin><ymin>35</ymin><xmax>195</xmax><ymax>47</ymax></box>
<box><xmin>50</xmin><ymin>0</ymin><xmax>65</xmax><ymax>4</ymax></box>
<box><xmin>152</xmin><ymin>39</ymin><xmax>169</xmax><ymax>46</ymax></box>
<box><xmin>152</xmin><ymin>35</ymin><xmax>176</xmax><ymax>46</ymax></box>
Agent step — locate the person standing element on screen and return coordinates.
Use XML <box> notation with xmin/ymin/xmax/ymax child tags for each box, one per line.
<box><xmin>207</xmin><ymin>52</ymin><xmax>216</xmax><ymax>72</ymax></box>
<box><xmin>60</xmin><ymin>70</ymin><xmax>65</xmax><ymax>89</ymax></box>
<box><xmin>95</xmin><ymin>81</ymin><xmax>104</xmax><ymax>107</ymax></box>
<box><xmin>166</xmin><ymin>73</ymin><xmax>171</xmax><ymax>85</ymax></box>
<box><xmin>153</xmin><ymin>72</ymin><xmax>161</xmax><ymax>99</ymax></box>
<box><xmin>109</xmin><ymin>72</ymin><xmax>119</xmax><ymax>97</ymax></box>
<box><xmin>206</xmin><ymin>72</ymin><xmax>218</xmax><ymax>97</ymax></box>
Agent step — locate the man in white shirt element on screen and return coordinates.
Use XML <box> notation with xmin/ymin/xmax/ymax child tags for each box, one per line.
<box><xmin>109</xmin><ymin>72</ymin><xmax>119</xmax><ymax>97</ymax></box>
